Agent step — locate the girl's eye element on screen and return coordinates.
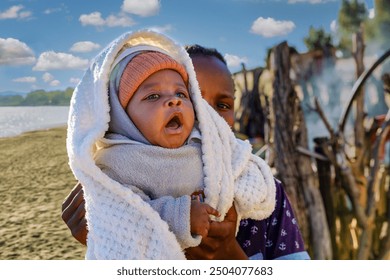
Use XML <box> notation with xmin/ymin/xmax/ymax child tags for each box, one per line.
<box><xmin>145</xmin><ymin>94</ymin><xmax>160</xmax><ymax>100</ymax></box>
<box><xmin>217</xmin><ymin>103</ymin><xmax>231</xmax><ymax>110</ymax></box>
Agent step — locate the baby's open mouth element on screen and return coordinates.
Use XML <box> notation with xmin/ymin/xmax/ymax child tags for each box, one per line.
<box><xmin>166</xmin><ymin>115</ymin><xmax>182</xmax><ymax>129</ymax></box>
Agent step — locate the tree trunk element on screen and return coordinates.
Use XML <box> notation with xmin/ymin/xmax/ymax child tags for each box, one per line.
<box><xmin>352</xmin><ymin>27</ymin><xmax>366</xmax><ymax>170</ymax></box>
<box><xmin>271</xmin><ymin>42</ymin><xmax>332</xmax><ymax>259</ymax></box>
<box><xmin>314</xmin><ymin>137</ymin><xmax>338</xmax><ymax>258</ymax></box>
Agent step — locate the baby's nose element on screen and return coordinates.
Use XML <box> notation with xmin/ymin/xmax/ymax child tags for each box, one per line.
<box><xmin>167</xmin><ymin>96</ymin><xmax>181</xmax><ymax>106</ymax></box>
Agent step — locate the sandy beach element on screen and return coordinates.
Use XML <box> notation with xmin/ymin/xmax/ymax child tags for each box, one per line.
<box><xmin>0</xmin><ymin>126</ymin><xmax>86</xmax><ymax>259</ymax></box>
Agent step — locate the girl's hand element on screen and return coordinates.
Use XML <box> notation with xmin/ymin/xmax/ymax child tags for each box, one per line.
<box><xmin>61</xmin><ymin>182</ymin><xmax>88</xmax><ymax>245</ymax></box>
<box><xmin>186</xmin><ymin>205</ymin><xmax>248</xmax><ymax>260</ymax></box>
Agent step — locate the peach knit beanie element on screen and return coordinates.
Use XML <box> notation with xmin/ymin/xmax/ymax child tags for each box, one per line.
<box><xmin>118</xmin><ymin>51</ymin><xmax>188</xmax><ymax>108</ymax></box>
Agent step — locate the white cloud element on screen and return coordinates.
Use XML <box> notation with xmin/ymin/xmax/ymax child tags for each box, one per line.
<box><xmin>288</xmin><ymin>0</ymin><xmax>336</xmax><ymax>3</ymax></box>
<box><xmin>250</xmin><ymin>17</ymin><xmax>295</xmax><ymax>37</ymax></box>
<box><xmin>105</xmin><ymin>14</ymin><xmax>135</xmax><ymax>27</ymax></box>
<box><xmin>148</xmin><ymin>24</ymin><xmax>173</xmax><ymax>33</ymax></box>
<box><xmin>19</xmin><ymin>11</ymin><xmax>32</xmax><ymax>18</ymax></box>
<box><xmin>224</xmin><ymin>54</ymin><xmax>248</xmax><ymax>68</ymax></box>
<box><xmin>12</xmin><ymin>76</ymin><xmax>36</xmax><ymax>83</ymax></box>
<box><xmin>0</xmin><ymin>37</ymin><xmax>36</xmax><ymax>65</ymax></box>
<box><xmin>70</xmin><ymin>41</ymin><xmax>101</xmax><ymax>53</ymax></box>
<box><xmin>330</xmin><ymin>19</ymin><xmax>338</xmax><ymax>33</ymax></box>
<box><xmin>0</xmin><ymin>5</ymin><xmax>23</xmax><ymax>19</ymax></box>
<box><xmin>0</xmin><ymin>5</ymin><xmax>32</xmax><ymax>20</ymax></box>
<box><xmin>43</xmin><ymin>7</ymin><xmax>63</xmax><ymax>15</ymax></box>
<box><xmin>121</xmin><ymin>0</ymin><xmax>160</xmax><ymax>17</ymax></box>
<box><xmin>42</xmin><ymin>72</ymin><xmax>60</xmax><ymax>86</ymax></box>
<box><xmin>79</xmin><ymin>11</ymin><xmax>135</xmax><ymax>27</ymax></box>
<box><xmin>70</xmin><ymin>77</ymin><xmax>81</xmax><ymax>84</ymax></box>
<box><xmin>42</xmin><ymin>72</ymin><xmax>54</xmax><ymax>83</ymax></box>
<box><xmin>50</xmin><ymin>80</ymin><xmax>60</xmax><ymax>86</ymax></box>
<box><xmin>33</xmin><ymin>51</ymin><xmax>89</xmax><ymax>71</ymax></box>
<box><xmin>79</xmin><ymin>12</ymin><xmax>105</xmax><ymax>26</ymax></box>
<box><xmin>369</xmin><ymin>8</ymin><xmax>375</xmax><ymax>19</ymax></box>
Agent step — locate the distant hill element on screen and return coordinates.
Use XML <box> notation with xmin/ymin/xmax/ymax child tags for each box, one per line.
<box><xmin>0</xmin><ymin>88</ymin><xmax>74</xmax><ymax>106</ymax></box>
<box><xmin>0</xmin><ymin>90</ymin><xmax>28</xmax><ymax>97</ymax></box>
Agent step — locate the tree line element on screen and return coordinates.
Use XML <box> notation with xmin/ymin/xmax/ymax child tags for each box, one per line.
<box><xmin>0</xmin><ymin>88</ymin><xmax>74</xmax><ymax>106</ymax></box>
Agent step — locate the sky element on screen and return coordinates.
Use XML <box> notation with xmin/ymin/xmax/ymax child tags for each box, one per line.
<box><xmin>0</xmin><ymin>0</ymin><xmax>376</xmax><ymax>94</ymax></box>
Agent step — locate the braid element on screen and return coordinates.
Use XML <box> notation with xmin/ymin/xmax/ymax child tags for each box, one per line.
<box><xmin>185</xmin><ymin>44</ymin><xmax>227</xmax><ymax>65</ymax></box>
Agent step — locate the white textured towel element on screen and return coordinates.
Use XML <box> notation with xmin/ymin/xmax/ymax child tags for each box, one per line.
<box><xmin>66</xmin><ymin>30</ymin><xmax>276</xmax><ymax>260</ymax></box>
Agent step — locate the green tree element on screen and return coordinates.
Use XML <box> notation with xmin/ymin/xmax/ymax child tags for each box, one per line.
<box><xmin>22</xmin><ymin>90</ymin><xmax>50</xmax><ymax>105</ymax></box>
<box><xmin>303</xmin><ymin>26</ymin><xmax>334</xmax><ymax>52</ymax></box>
<box><xmin>366</xmin><ymin>0</ymin><xmax>390</xmax><ymax>53</ymax></box>
<box><xmin>51</xmin><ymin>88</ymin><xmax>74</xmax><ymax>105</ymax></box>
<box><xmin>337</xmin><ymin>0</ymin><xmax>368</xmax><ymax>56</ymax></box>
<box><xmin>0</xmin><ymin>95</ymin><xmax>24</xmax><ymax>106</ymax></box>
<box><xmin>1</xmin><ymin>88</ymin><xmax>75</xmax><ymax>106</ymax></box>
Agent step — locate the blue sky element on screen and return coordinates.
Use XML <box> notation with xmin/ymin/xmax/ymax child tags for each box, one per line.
<box><xmin>0</xmin><ymin>0</ymin><xmax>375</xmax><ymax>93</ymax></box>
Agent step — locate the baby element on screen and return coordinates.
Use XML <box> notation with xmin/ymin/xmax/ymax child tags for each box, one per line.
<box><xmin>95</xmin><ymin>50</ymin><xmax>219</xmax><ymax>247</ymax></box>
<box><xmin>67</xmin><ymin>30</ymin><xmax>275</xmax><ymax>259</ymax></box>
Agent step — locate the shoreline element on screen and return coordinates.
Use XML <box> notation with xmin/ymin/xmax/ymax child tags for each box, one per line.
<box><xmin>0</xmin><ymin>124</ymin><xmax>69</xmax><ymax>139</ymax></box>
<box><xmin>0</xmin><ymin>106</ymin><xmax>69</xmax><ymax>138</ymax></box>
<box><xmin>0</xmin><ymin>126</ymin><xmax>86</xmax><ymax>259</ymax></box>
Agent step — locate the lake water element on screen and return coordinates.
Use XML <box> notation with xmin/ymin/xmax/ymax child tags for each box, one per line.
<box><xmin>0</xmin><ymin>106</ymin><xmax>70</xmax><ymax>138</ymax></box>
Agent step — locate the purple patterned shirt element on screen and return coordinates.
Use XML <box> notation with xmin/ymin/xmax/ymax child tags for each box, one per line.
<box><xmin>236</xmin><ymin>179</ymin><xmax>310</xmax><ymax>260</ymax></box>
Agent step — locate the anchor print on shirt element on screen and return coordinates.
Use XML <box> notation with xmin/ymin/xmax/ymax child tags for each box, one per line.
<box><xmin>278</xmin><ymin>242</ymin><xmax>287</xmax><ymax>251</ymax></box>
<box><xmin>295</xmin><ymin>241</ymin><xmax>300</xmax><ymax>249</ymax></box>
<box><xmin>240</xmin><ymin>220</ymin><xmax>249</xmax><ymax>227</ymax></box>
<box><xmin>265</xmin><ymin>240</ymin><xmax>273</xmax><ymax>248</ymax></box>
<box><xmin>243</xmin><ymin>240</ymin><xmax>251</xmax><ymax>248</ymax></box>
<box><xmin>271</xmin><ymin>217</ymin><xmax>278</xmax><ymax>226</ymax></box>
<box><xmin>280</xmin><ymin>229</ymin><xmax>287</xmax><ymax>237</ymax></box>
<box><xmin>251</xmin><ymin>225</ymin><xmax>259</xmax><ymax>235</ymax></box>
<box><xmin>286</xmin><ymin>210</ymin><xmax>291</xmax><ymax>218</ymax></box>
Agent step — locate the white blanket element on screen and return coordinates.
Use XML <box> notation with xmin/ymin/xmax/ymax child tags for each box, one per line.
<box><xmin>66</xmin><ymin>30</ymin><xmax>276</xmax><ymax>259</ymax></box>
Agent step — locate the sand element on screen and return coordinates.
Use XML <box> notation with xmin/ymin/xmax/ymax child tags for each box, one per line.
<box><xmin>0</xmin><ymin>126</ymin><xmax>86</xmax><ymax>259</ymax></box>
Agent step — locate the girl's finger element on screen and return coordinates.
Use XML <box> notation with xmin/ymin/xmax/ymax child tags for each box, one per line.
<box><xmin>205</xmin><ymin>204</ymin><xmax>220</xmax><ymax>217</ymax></box>
<box><xmin>61</xmin><ymin>182</ymin><xmax>83</xmax><ymax>211</ymax></box>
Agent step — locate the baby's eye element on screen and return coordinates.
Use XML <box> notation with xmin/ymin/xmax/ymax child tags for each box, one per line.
<box><xmin>176</xmin><ymin>92</ymin><xmax>188</xmax><ymax>98</ymax></box>
<box><xmin>145</xmin><ymin>94</ymin><xmax>160</xmax><ymax>100</ymax></box>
